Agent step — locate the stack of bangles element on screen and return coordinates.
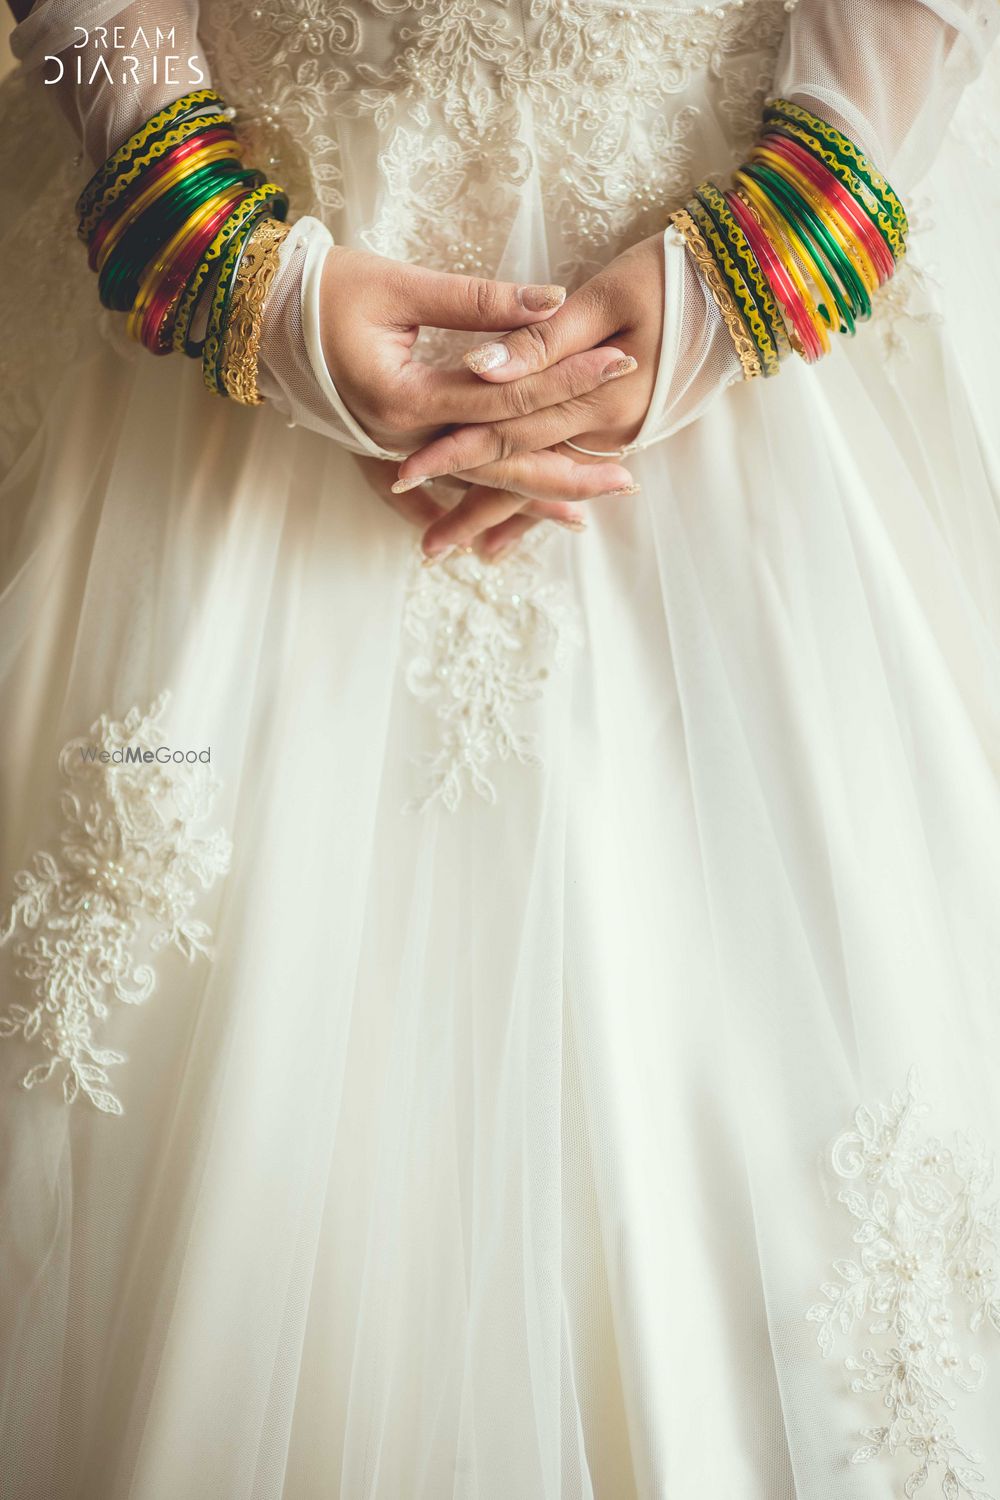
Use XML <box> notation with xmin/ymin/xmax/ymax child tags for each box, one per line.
<box><xmin>670</xmin><ymin>97</ymin><xmax>908</xmax><ymax>380</ymax></box>
<box><xmin>77</xmin><ymin>88</ymin><xmax>291</xmax><ymax>403</ymax></box>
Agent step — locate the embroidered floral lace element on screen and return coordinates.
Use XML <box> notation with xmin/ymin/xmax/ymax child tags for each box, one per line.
<box><xmin>0</xmin><ymin>696</ymin><xmax>231</xmax><ymax>1114</ymax></box>
<box><xmin>810</xmin><ymin>1070</ymin><xmax>1000</xmax><ymax>1499</ymax></box>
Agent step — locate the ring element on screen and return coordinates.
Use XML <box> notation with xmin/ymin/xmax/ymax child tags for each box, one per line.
<box><xmin>563</xmin><ymin>437</ymin><xmax>639</xmax><ymax>459</ymax></box>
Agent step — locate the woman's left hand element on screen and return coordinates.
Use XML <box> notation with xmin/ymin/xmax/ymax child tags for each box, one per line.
<box><xmin>392</xmin><ymin>233</ymin><xmax>666</xmax><ymax>556</ymax></box>
<box><xmin>353</xmin><ymin>455</ymin><xmax>595</xmax><ymax>562</ymax></box>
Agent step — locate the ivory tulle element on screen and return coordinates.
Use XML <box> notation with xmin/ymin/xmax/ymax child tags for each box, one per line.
<box><xmin>2</xmin><ymin>11</ymin><xmax>1000</xmax><ymax>1500</ymax></box>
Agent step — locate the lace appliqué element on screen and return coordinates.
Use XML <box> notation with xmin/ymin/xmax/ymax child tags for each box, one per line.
<box><xmin>0</xmin><ymin>695</ymin><xmax>231</xmax><ymax>1116</ymax></box>
<box><xmin>808</xmin><ymin>1069</ymin><xmax>1000</xmax><ymax>1499</ymax></box>
<box><xmin>402</xmin><ymin>532</ymin><xmax>581</xmax><ymax>812</ymax></box>
<box><xmin>202</xmin><ymin>0</ymin><xmax>792</xmax><ymax>283</ymax></box>
<box><xmin>869</xmin><ymin>199</ymin><xmax>942</xmax><ymax>362</ymax></box>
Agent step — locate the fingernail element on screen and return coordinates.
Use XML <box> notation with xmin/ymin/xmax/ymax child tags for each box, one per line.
<box><xmin>518</xmin><ymin>283</ymin><xmax>565</xmax><ymax>312</ymax></box>
<box><xmin>421</xmin><ymin>544</ymin><xmax>456</xmax><ymax>566</ymax></box>
<box><xmin>391</xmin><ymin>475</ymin><xmax>427</xmax><ymax>494</ymax></box>
<box><xmin>600</xmin><ymin>356</ymin><xmax>638</xmax><ymax>382</ymax></box>
<box><xmin>606</xmin><ymin>483</ymin><xmax>641</xmax><ymax>496</ymax></box>
<box><xmin>554</xmin><ymin>517</ymin><xmax>588</xmax><ymax>532</ymax></box>
<box><xmin>464</xmin><ymin>342</ymin><xmax>510</xmax><ymax>375</ymax></box>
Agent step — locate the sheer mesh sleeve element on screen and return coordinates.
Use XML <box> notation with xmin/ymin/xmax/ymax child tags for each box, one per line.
<box><xmin>12</xmin><ymin>1</ymin><xmax>208</xmax><ymax>164</ymax></box>
<box><xmin>638</xmin><ymin>0</ymin><xmax>999</xmax><ymax>450</ymax></box>
<box><xmin>9</xmin><ymin>0</ymin><xmax>397</xmax><ymax>456</ymax></box>
<box><xmin>255</xmin><ymin>219</ymin><xmax>404</xmax><ymax>459</ymax></box>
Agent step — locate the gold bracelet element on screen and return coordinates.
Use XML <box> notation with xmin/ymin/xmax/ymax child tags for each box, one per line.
<box><xmin>669</xmin><ymin>208</ymin><xmax>762</xmax><ymax>381</ymax></box>
<box><xmin>219</xmin><ymin>217</ymin><xmax>291</xmax><ymax>405</ymax></box>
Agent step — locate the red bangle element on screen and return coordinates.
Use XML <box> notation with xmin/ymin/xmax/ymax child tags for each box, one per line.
<box><xmin>86</xmin><ymin>127</ymin><xmax>240</xmax><ymax>269</ymax></box>
<box><xmin>725</xmin><ymin>188</ymin><xmax>823</xmax><ymax>362</ymax></box>
<box><xmin>139</xmin><ymin>191</ymin><xmax>252</xmax><ymax>354</ymax></box>
<box><xmin>760</xmin><ymin>133</ymin><xmax>896</xmax><ymax>284</ymax></box>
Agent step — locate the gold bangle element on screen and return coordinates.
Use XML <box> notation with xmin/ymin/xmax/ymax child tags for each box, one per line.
<box><xmin>219</xmin><ymin>217</ymin><xmax>291</xmax><ymax>405</ymax></box>
<box><xmin>669</xmin><ymin>209</ymin><xmax>762</xmax><ymax>381</ymax></box>
<box><xmin>686</xmin><ymin>194</ymin><xmax>782</xmax><ymax>378</ymax></box>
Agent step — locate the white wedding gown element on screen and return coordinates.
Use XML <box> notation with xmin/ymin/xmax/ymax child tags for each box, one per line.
<box><xmin>2</xmin><ymin>2</ymin><xmax>1000</xmax><ymax>1497</ymax></box>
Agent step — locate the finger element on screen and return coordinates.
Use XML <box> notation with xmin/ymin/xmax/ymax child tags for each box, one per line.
<box><xmin>390</xmin><ymin>264</ymin><xmax>566</xmax><ymax>331</ymax></box>
<box><xmin>461</xmin><ymin>279</ymin><xmax>620</xmax><ymax>381</ymax></box>
<box><xmin>421</xmin><ymin>467</ymin><xmax>637</xmax><ymax>558</ymax></box>
<box><xmin>393</xmin><ymin>355</ymin><xmax>639</xmax><ymax>488</ymax></box>
<box><xmin>385</xmin><ymin>486</ymin><xmax>448</xmax><ymax>531</ymax></box>
<box><xmin>399</xmin><ymin>346</ymin><xmax>637</xmax><ymax>433</ymax></box>
<box><xmin>352</xmin><ymin>455</ymin><xmax>447</xmax><ymax>530</ymax></box>
<box><xmin>476</xmin><ymin>513</ymin><xmax>546</xmax><ymax>561</ymax></box>
<box><xmin>397</xmin><ymin>384</ymin><xmax>638</xmax><ymax>484</ymax></box>
<box><xmin>450</xmin><ymin>449</ymin><xmax>635</xmax><ymax>503</ymax></box>
<box><xmin>523</xmin><ymin>500</ymin><xmax>588</xmax><ymax>528</ymax></box>
<box><xmin>422</xmin><ymin>486</ymin><xmax>524</xmax><ymax>558</ymax></box>
<box><xmin>476</xmin><ymin>501</ymin><xmax>589</xmax><ymax>559</ymax></box>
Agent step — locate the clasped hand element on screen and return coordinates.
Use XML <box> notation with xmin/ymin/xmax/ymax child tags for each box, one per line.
<box><xmin>319</xmin><ymin>235</ymin><xmax>664</xmax><ymax>560</ymax></box>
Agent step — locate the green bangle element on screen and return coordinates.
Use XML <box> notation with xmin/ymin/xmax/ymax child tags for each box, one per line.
<box><xmin>98</xmin><ymin>165</ymin><xmax>258</xmax><ymax>311</ymax></box>
<box><xmin>765</xmin><ymin>99</ymin><xmax>908</xmax><ymax>236</ymax></box>
<box><xmin>173</xmin><ymin>187</ymin><xmax>277</xmax><ymax>358</ymax></box>
<box><xmin>693</xmin><ymin>179</ymin><xmax>790</xmax><ymax>359</ymax></box>
<box><xmin>76</xmin><ymin>88</ymin><xmax>228</xmax><ymax>232</ymax></box>
<box><xmin>745</xmin><ymin>162</ymin><xmax>868</xmax><ymax>333</ymax></box>
<box><xmin>201</xmin><ymin>187</ymin><xmax>289</xmax><ymax>394</ymax></box>
<box><xmin>79</xmin><ymin>112</ymin><xmax>237</xmax><ymax>244</ymax></box>
<box><xmin>746</xmin><ymin>162</ymin><xmax>869</xmax><ymax>330</ymax></box>
<box><xmin>686</xmin><ymin>196</ymin><xmax>782</xmax><ymax>377</ymax></box>
<box><xmin>759</xmin><ymin>119</ymin><xmax>906</xmax><ymax>265</ymax></box>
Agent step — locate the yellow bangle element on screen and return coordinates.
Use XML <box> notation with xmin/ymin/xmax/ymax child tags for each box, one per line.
<box><xmin>752</xmin><ymin>146</ymin><xmax>879</xmax><ymax>298</ymax></box>
<box><xmin>747</xmin><ymin>167</ymin><xmax>844</xmax><ymax>339</ymax></box>
<box><xmin>94</xmin><ymin>141</ymin><xmax>244</xmax><ymax>275</ymax></box>
<box><xmin>76</xmin><ymin>88</ymin><xmax>226</xmax><ymax>229</ymax></box>
<box><xmin>126</xmin><ymin>184</ymin><xmax>250</xmax><ymax>341</ymax></box>
<box><xmin>734</xmin><ymin>171</ymin><xmax>831</xmax><ymax>355</ymax></box>
<box><xmin>79</xmin><ymin>112</ymin><xmax>235</xmax><ymax>243</ymax></box>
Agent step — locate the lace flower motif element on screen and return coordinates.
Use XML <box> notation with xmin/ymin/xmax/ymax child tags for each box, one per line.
<box><xmin>868</xmin><ymin>198</ymin><xmax>942</xmax><ymax>362</ymax></box>
<box><xmin>402</xmin><ymin>532</ymin><xmax>582</xmax><ymax>813</ymax></box>
<box><xmin>0</xmin><ymin>695</ymin><xmax>231</xmax><ymax>1115</ymax></box>
<box><xmin>809</xmin><ymin>1069</ymin><xmax>1000</xmax><ymax>1499</ymax></box>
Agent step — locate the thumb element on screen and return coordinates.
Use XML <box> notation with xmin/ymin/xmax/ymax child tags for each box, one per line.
<box><xmin>391</xmin><ymin>264</ymin><xmax>566</xmax><ymax>332</ymax></box>
<box><xmin>461</xmin><ymin>282</ymin><xmax>617</xmax><ymax>382</ymax></box>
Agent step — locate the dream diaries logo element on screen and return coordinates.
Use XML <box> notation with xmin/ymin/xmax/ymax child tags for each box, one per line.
<box><xmin>43</xmin><ymin>26</ymin><xmax>208</xmax><ymax>88</ymax></box>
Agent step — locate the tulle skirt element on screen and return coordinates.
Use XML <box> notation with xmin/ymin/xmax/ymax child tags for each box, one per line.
<box><xmin>2</xmin><ymin>66</ymin><xmax>1000</xmax><ymax>1500</ymax></box>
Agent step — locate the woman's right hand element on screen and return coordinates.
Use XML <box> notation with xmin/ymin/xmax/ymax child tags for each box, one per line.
<box><xmin>317</xmin><ymin>246</ymin><xmax>640</xmax><ymax>497</ymax></box>
<box><xmin>258</xmin><ymin>225</ymin><xmax>641</xmax><ymax>510</ymax></box>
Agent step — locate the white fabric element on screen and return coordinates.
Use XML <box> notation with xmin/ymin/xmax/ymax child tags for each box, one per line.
<box><xmin>257</xmin><ymin>218</ymin><xmax>405</xmax><ymax>457</ymax></box>
<box><xmin>13</xmin><ymin>0</ymin><xmax>208</xmax><ymax>163</ymax></box>
<box><xmin>13</xmin><ymin>0</ymin><xmax>998</xmax><ymax>454</ymax></box>
<box><xmin>2</xmin><ymin>6</ymin><xmax>1000</xmax><ymax>1500</ymax></box>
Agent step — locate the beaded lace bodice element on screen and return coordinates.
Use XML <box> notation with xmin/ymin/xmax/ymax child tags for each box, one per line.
<box><xmin>199</xmin><ymin>0</ymin><xmax>793</xmax><ymax>284</ymax></box>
